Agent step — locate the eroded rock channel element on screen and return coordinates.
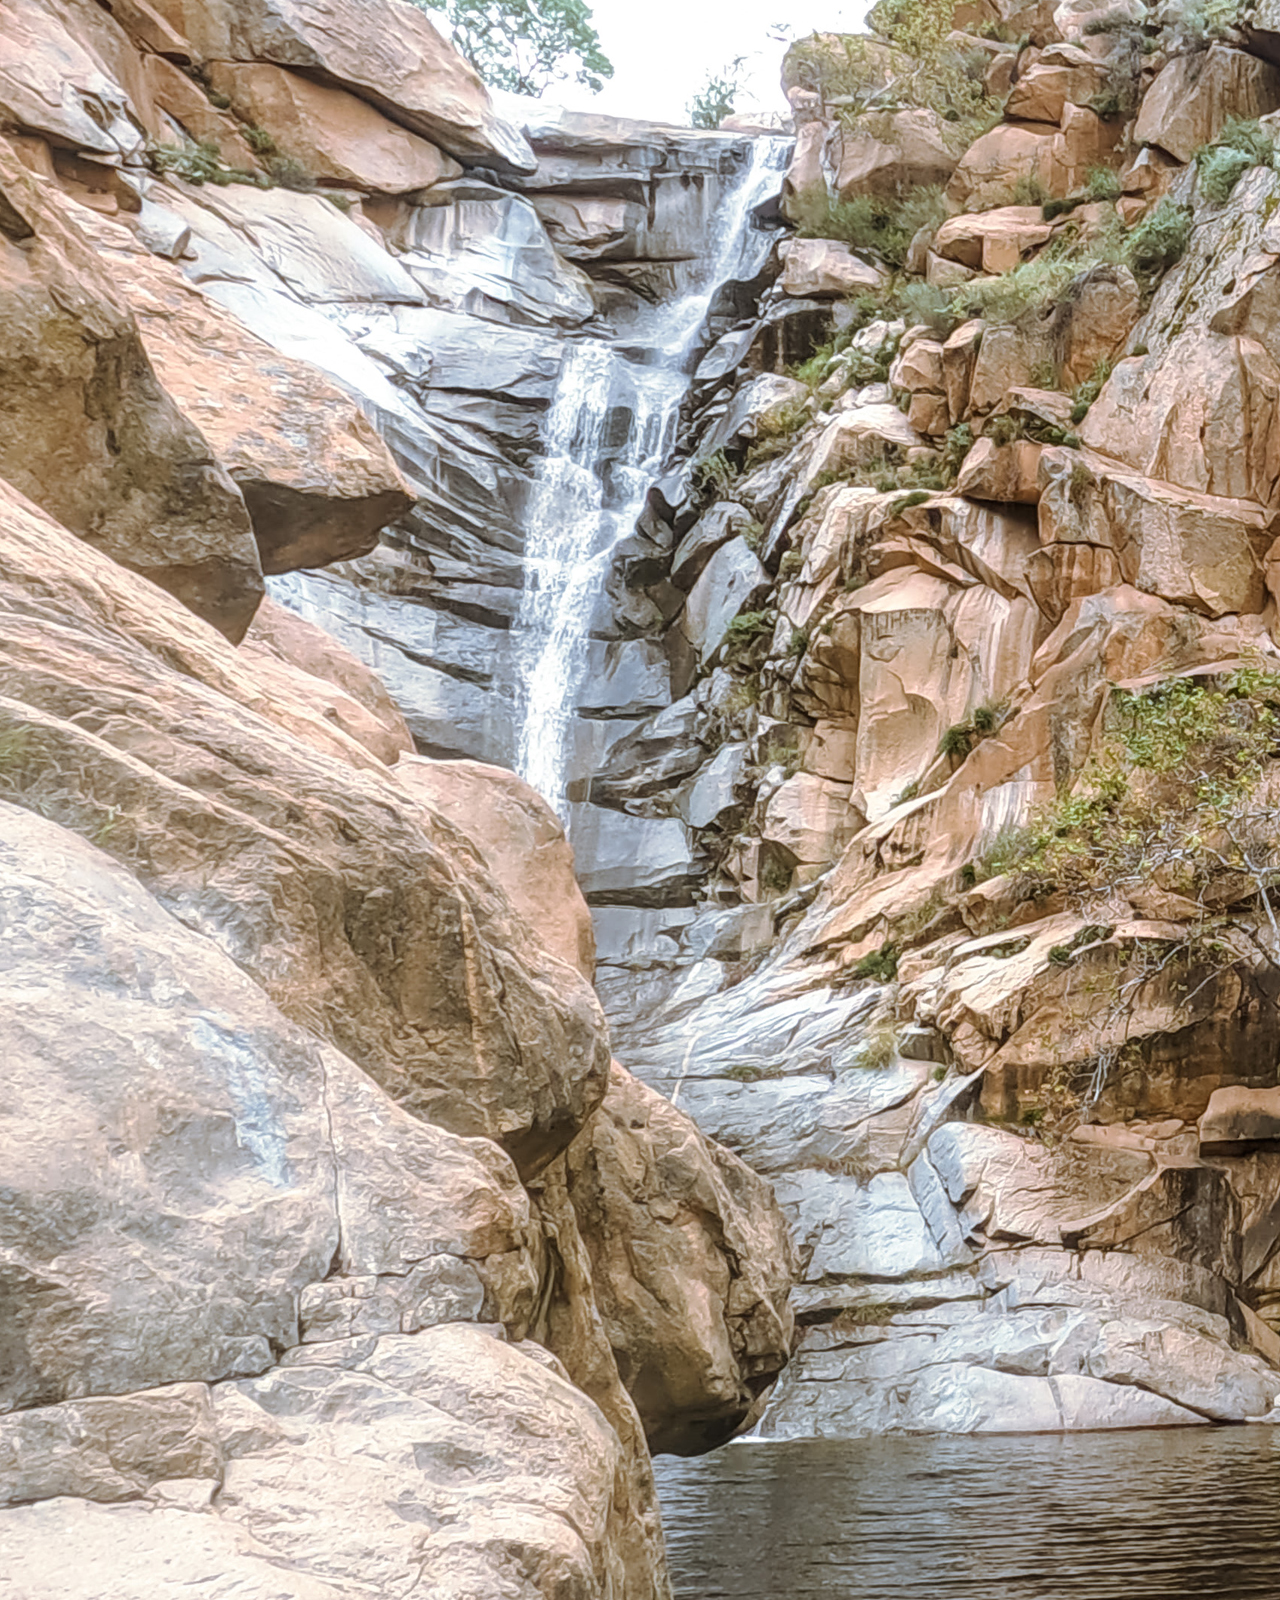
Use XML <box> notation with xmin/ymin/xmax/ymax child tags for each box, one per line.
<box><xmin>7</xmin><ymin>0</ymin><xmax>1280</xmax><ymax>1593</ymax></box>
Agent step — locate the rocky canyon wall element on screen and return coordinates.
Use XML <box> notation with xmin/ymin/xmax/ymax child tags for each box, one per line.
<box><xmin>0</xmin><ymin>2</ymin><xmax>794</xmax><ymax>1594</ymax></box>
<box><xmin>579</xmin><ymin>0</ymin><xmax>1280</xmax><ymax>1441</ymax></box>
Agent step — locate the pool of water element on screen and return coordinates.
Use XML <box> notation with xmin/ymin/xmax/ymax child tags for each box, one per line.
<box><xmin>654</xmin><ymin>1429</ymin><xmax>1280</xmax><ymax>1599</ymax></box>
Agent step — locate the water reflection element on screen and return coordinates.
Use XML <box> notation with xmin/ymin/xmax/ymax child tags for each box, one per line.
<box><xmin>655</xmin><ymin>1430</ymin><xmax>1280</xmax><ymax>1598</ymax></box>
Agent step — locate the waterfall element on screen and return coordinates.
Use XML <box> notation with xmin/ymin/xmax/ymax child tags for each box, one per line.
<box><xmin>512</xmin><ymin>137</ymin><xmax>791</xmax><ymax>817</ymax></box>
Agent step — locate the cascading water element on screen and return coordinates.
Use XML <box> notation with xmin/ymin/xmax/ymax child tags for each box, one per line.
<box><xmin>512</xmin><ymin>137</ymin><xmax>792</xmax><ymax>817</ymax></box>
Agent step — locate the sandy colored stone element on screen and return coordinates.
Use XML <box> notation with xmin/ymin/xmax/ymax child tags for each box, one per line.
<box><xmin>948</xmin><ymin>108</ymin><xmax>1119</xmax><ymax>209</ymax></box>
<box><xmin>779</xmin><ymin>237</ymin><xmax>884</xmax><ymax>297</ymax></box>
<box><xmin>956</xmin><ymin>436</ymin><xmax>1044</xmax><ymax>503</ymax></box>
<box><xmin>1200</xmin><ymin>1086</ymin><xmax>1280</xmax><ymax>1153</ymax></box>
<box><xmin>0</xmin><ymin>0</ymin><xmax>153</xmax><ymax>158</ymax></box>
<box><xmin>70</xmin><ymin>205</ymin><xmax>414</xmax><ymax>574</ymax></box>
<box><xmin>0</xmin><ymin>1384</ymin><xmax>222</xmax><ymax>1506</ymax></box>
<box><xmin>890</xmin><ymin>335</ymin><xmax>946</xmax><ymax>396</ymax></box>
<box><xmin>934</xmin><ymin>206</ymin><xmax>1054</xmax><ymax>274</ymax></box>
<box><xmin>0</xmin><ymin>482</ymin><xmax>610</xmax><ymax>1177</ymax></box>
<box><xmin>564</xmin><ymin>1064</ymin><xmax>794</xmax><ymax>1456</ymax></box>
<box><xmin>142</xmin><ymin>53</ymin><xmax>261</xmax><ymax>169</ymax></box>
<box><xmin>1005</xmin><ymin>43</ymin><xmax>1110</xmax><ymax>123</ymax></box>
<box><xmin>762</xmin><ymin>771</ymin><xmax>866</xmax><ymax>870</ymax></box>
<box><xmin>242</xmin><ymin>598</ymin><xmax>414</xmax><ymax>765</ymax></box>
<box><xmin>1135</xmin><ymin>44</ymin><xmax>1280</xmax><ymax>164</ymax></box>
<box><xmin>1079</xmin><ymin>330</ymin><xmax>1280</xmax><ymax>508</ymax></box>
<box><xmin>208</xmin><ymin>61</ymin><xmax>463</xmax><ymax>193</ymax></box>
<box><xmin>154</xmin><ymin>0</ymin><xmax>535</xmax><ymax>173</ymax></box>
<box><xmin>0</xmin><ymin>800</ymin><xmax>537</xmax><ymax>1411</ymax></box>
<box><xmin>0</xmin><ymin>137</ymin><xmax>261</xmax><ymax>640</ymax></box>
<box><xmin>833</xmin><ymin>108</ymin><xmax>959</xmax><ymax>200</ymax></box>
<box><xmin>1052</xmin><ymin>262</ymin><xmax>1140</xmax><ymax>389</ymax></box>
<box><xmin>394</xmin><ymin>755</ymin><xmax>596</xmax><ymax>979</ymax></box>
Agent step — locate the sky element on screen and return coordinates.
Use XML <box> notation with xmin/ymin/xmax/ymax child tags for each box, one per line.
<box><xmin>553</xmin><ymin>0</ymin><xmax>867</xmax><ymax>127</ymax></box>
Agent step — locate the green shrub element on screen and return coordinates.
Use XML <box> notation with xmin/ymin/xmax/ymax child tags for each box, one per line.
<box><xmin>150</xmin><ymin>139</ymin><xmax>239</xmax><ymax>186</ymax></box>
<box><xmin>1195</xmin><ymin>117</ymin><xmax>1276</xmax><ymax>203</ymax></box>
<box><xmin>787</xmin><ymin>625</ymin><xmax>811</xmax><ymax>658</ymax></box>
<box><xmin>264</xmin><ymin>154</ymin><xmax>316</xmax><ymax>191</ymax></box>
<box><xmin>891</xmin><ymin>489</ymin><xmax>931</xmax><ymax>514</ymax></box>
<box><xmin>722</xmin><ymin>611</ymin><xmax>774</xmax><ymax>655</ymax></box>
<box><xmin>1070</xmin><ymin>358</ymin><xmax>1113</xmax><ymax>424</ymax></box>
<box><xmin>243</xmin><ymin>125</ymin><xmax>277</xmax><ymax>154</ymax></box>
<box><xmin>1125</xmin><ymin>197</ymin><xmax>1192</xmax><ymax>284</ymax></box>
<box><xmin>691</xmin><ymin>449</ymin><xmax>738</xmax><ymax>501</ymax></box>
<box><xmin>1084</xmin><ymin>166</ymin><xmax>1123</xmax><ymax>202</ymax></box>
<box><xmin>779</xmin><ymin>548</ymin><xmax>804</xmax><ymax>577</ymax></box>
<box><xmin>800</xmin><ymin>186</ymin><xmax>946</xmax><ymax>268</ymax></box>
<box><xmin>897</xmin><ymin>278</ymin><xmax>962</xmax><ymax>336</ymax></box>
<box><xmin>853</xmin><ymin>943</ymin><xmax>900</xmax><ymax>982</ymax></box>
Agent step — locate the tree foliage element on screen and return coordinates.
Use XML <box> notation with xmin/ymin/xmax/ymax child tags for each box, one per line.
<box><xmin>413</xmin><ymin>0</ymin><xmax>613</xmax><ymax>95</ymax></box>
<box><xmin>688</xmin><ymin>62</ymin><xmax>744</xmax><ymax>130</ymax></box>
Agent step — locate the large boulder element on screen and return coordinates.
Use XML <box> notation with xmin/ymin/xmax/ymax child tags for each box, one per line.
<box><xmin>0</xmin><ymin>480</ymin><xmax>610</xmax><ymax>1178</ymax></box>
<box><xmin>241</xmin><ymin>598</ymin><xmax>415</xmax><ymax>765</ymax></box>
<box><xmin>1134</xmin><ymin>45</ymin><xmax>1280</xmax><ymax>164</ymax></box>
<box><xmin>73</xmin><ymin>207</ymin><xmax>414</xmax><ymax>575</ymax></box>
<box><xmin>208</xmin><ymin>61</ymin><xmax>464</xmax><ymax>193</ymax></box>
<box><xmin>395</xmin><ymin>756</ymin><xmax>597</xmax><ymax>979</ymax></box>
<box><xmin>779</xmin><ymin>237</ymin><xmax>884</xmax><ymax>297</ymax></box>
<box><xmin>832</xmin><ymin>108</ymin><xmax>959</xmax><ymax>199</ymax></box>
<box><xmin>0</xmin><ymin>1328</ymin><xmax>652</xmax><ymax>1600</ymax></box>
<box><xmin>0</xmin><ymin>800</ymin><xmax>539</xmax><ymax>1412</ymax></box>
<box><xmin>0</xmin><ymin>137</ymin><xmax>262</xmax><ymax>641</ymax></box>
<box><xmin>152</xmin><ymin>0</ymin><xmax>536</xmax><ymax>173</ymax></box>
<box><xmin>0</xmin><ymin>0</ymin><xmax>153</xmax><ymax>159</ymax></box>
<box><xmin>565</xmin><ymin>1065</ymin><xmax>794</xmax><ymax>1456</ymax></box>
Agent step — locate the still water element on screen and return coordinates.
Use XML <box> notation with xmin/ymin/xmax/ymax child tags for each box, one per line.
<box><xmin>654</xmin><ymin>1430</ymin><xmax>1280</xmax><ymax>1599</ymax></box>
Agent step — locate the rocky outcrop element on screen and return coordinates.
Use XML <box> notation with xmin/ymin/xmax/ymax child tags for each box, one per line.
<box><xmin>0</xmin><ymin>137</ymin><xmax>262</xmax><ymax>640</ymax></box>
<box><xmin>566</xmin><ymin>1064</ymin><xmax>794</xmax><ymax>1456</ymax></box>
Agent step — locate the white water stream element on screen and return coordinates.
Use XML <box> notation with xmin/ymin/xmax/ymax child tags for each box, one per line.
<box><xmin>512</xmin><ymin>138</ymin><xmax>791</xmax><ymax>815</ymax></box>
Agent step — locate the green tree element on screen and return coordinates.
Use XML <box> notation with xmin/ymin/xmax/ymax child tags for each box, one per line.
<box><xmin>412</xmin><ymin>0</ymin><xmax>613</xmax><ymax>95</ymax></box>
<box><xmin>688</xmin><ymin>60</ymin><xmax>745</xmax><ymax>130</ymax></box>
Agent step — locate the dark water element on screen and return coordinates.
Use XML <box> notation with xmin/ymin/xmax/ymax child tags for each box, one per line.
<box><xmin>654</xmin><ymin>1430</ymin><xmax>1280</xmax><ymax>1600</ymax></box>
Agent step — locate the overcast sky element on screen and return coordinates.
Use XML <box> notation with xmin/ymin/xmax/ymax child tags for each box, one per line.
<box><xmin>565</xmin><ymin>0</ymin><xmax>867</xmax><ymax>126</ymax></box>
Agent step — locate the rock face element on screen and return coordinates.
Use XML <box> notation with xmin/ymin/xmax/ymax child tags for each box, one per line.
<box><xmin>566</xmin><ymin>1065</ymin><xmax>794</xmax><ymax>1456</ymax></box>
<box><xmin>0</xmin><ymin>138</ymin><xmax>262</xmax><ymax>640</ymax></box>
<box><xmin>157</xmin><ymin>0</ymin><xmax>536</xmax><ymax>172</ymax></box>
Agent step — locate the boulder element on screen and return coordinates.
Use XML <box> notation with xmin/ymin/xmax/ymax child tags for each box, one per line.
<box><xmin>208</xmin><ymin>62</ymin><xmax>464</xmax><ymax>193</ymax></box>
<box><xmin>242</xmin><ymin>598</ymin><xmax>414</xmax><ymax>765</ymax></box>
<box><xmin>565</xmin><ymin>1065</ymin><xmax>794</xmax><ymax>1455</ymax></box>
<box><xmin>184</xmin><ymin>181</ymin><xmax>424</xmax><ymax>304</ymax></box>
<box><xmin>678</xmin><ymin>741</ymin><xmax>752</xmax><ymax>829</ymax></box>
<box><xmin>1200</xmin><ymin>1086</ymin><xmax>1280</xmax><ymax>1154</ymax></box>
<box><xmin>948</xmin><ymin>108</ymin><xmax>1119</xmax><ymax>209</ymax></box>
<box><xmin>388</xmin><ymin>185</ymin><xmax>596</xmax><ymax>329</ymax></box>
<box><xmin>141</xmin><ymin>54</ymin><xmax>261</xmax><ymax>170</ymax></box>
<box><xmin>0</xmin><ymin>1327</ymin><xmax>655</xmax><ymax>1600</ymax></box>
<box><xmin>805</xmin><ymin>405</ymin><xmax>920</xmax><ymax>481</ymax></box>
<box><xmin>0</xmin><ymin>1384</ymin><xmax>222</xmax><ymax>1507</ymax></box>
<box><xmin>1079</xmin><ymin>331</ymin><xmax>1280</xmax><ymax>508</ymax></box>
<box><xmin>0</xmin><ymin>138</ymin><xmax>262</xmax><ymax>641</ymax></box>
<box><xmin>1134</xmin><ymin>45</ymin><xmax>1280</xmax><ymax>164</ymax></box>
<box><xmin>394</xmin><ymin>756</ymin><xmax>596</xmax><ymax>979</ymax></box>
<box><xmin>1052</xmin><ymin>262</ymin><xmax>1140</xmax><ymax>389</ymax></box>
<box><xmin>1005</xmin><ymin>43</ymin><xmax>1111</xmax><ymax>124</ymax></box>
<box><xmin>0</xmin><ymin>483</ymin><xmax>610</xmax><ymax>1177</ymax></box>
<box><xmin>1038</xmin><ymin>454</ymin><xmax>1272</xmax><ymax>617</ymax></box>
<box><xmin>74</xmin><ymin>208</ymin><xmax>414</xmax><ymax>575</ymax></box>
<box><xmin>156</xmin><ymin>0</ymin><xmax>536</xmax><ymax>173</ymax></box>
<box><xmin>0</xmin><ymin>0</ymin><xmax>151</xmax><ymax>159</ymax></box>
<box><xmin>934</xmin><ymin>206</ymin><xmax>1054</xmax><ymax>275</ymax></box>
<box><xmin>568</xmin><ymin>804</ymin><xmax>700</xmax><ymax>908</ymax></box>
<box><xmin>779</xmin><ymin>237</ymin><xmax>884</xmax><ymax>297</ymax></box>
<box><xmin>780</xmin><ymin>119</ymin><xmax>830</xmax><ymax>229</ymax></box>
<box><xmin>833</xmin><ymin>108</ymin><xmax>960</xmax><ymax>199</ymax></box>
<box><xmin>532</xmin><ymin>193</ymin><xmax>645</xmax><ymax>260</ymax></box>
<box><xmin>761</xmin><ymin>772</ymin><xmax>866</xmax><ymax>872</ymax></box>
<box><xmin>681</xmin><ymin>537</ymin><xmax>770</xmax><ymax>662</ymax></box>
<box><xmin>956</xmin><ymin>436</ymin><xmax>1044</xmax><ymax>503</ymax></box>
<box><xmin>671</xmin><ymin>502</ymin><xmax>755</xmax><ymax>589</ymax></box>
<box><xmin>0</xmin><ymin>801</ymin><xmax>537</xmax><ymax>1411</ymax></box>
